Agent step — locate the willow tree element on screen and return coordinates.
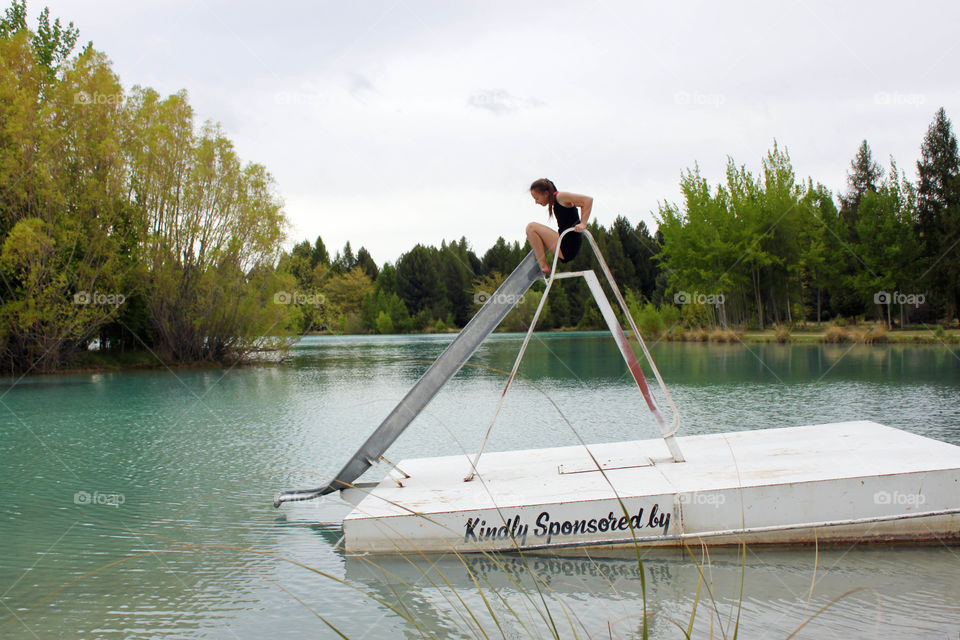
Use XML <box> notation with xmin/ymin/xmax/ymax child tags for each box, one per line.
<box><xmin>0</xmin><ymin>33</ymin><xmax>128</xmax><ymax>372</ymax></box>
<box><xmin>1</xmin><ymin>2</ymin><xmax>296</xmax><ymax>371</ymax></box>
<box><xmin>125</xmin><ymin>90</ymin><xmax>293</xmax><ymax>361</ymax></box>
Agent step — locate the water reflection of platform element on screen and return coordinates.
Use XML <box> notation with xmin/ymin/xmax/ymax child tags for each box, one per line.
<box><xmin>341</xmin><ymin>421</ymin><xmax>960</xmax><ymax>553</ymax></box>
<box><xmin>342</xmin><ymin>546</ymin><xmax>960</xmax><ymax>638</ymax></box>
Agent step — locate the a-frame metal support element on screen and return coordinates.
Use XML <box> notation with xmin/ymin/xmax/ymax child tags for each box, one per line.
<box><xmin>464</xmin><ymin>229</ymin><xmax>685</xmax><ymax>482</ymax></box>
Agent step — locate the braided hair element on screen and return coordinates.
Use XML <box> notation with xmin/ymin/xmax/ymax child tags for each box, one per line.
<box><xmin>530</xmin><ymin>178</ymin><xmax>558</xmax><ymax>219</ymax></box>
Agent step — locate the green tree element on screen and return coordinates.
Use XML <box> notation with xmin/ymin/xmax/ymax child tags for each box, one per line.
<box><xmin>656</xmin><ymin>144</ymin><xmax>808</xmax><ymax>330</ymax></box>
<box><xmin>797</xmin><ymin>181</ymin><xmax>842</xmax><ymax>325</ymax></box>
<box><xmin>916</xmin><ymin>107</ymin><xmax>960</xmax><ymax>321</ymax></box>
<box><xmin>853</xmin><ymin>161</ymin><xmax>921</xmax><ymax>328</ymax></box>
<box><xmin>331</xmin><ymin>241</ymin><xmax>356</xmax><ymax>274</ymax></box>
<box><xmin>322</xmin><ymin>266</ymin><xmax>372</xmax><ymax>317</ymax></box>
<box><xmin>594</xmin><ymin>222</ymin><xmax>634</xmax><ymax>291</ymax></box>
<box><xmin>356</xmin><ymin>246</ymin><xmax>378</xmax><ymax>280</ymax></box>
<box><xmin>500</xmin><ymin>290</ymin><xmax>543</xmax><ymax>332</ymax></box>
<box><xmin>128</xmin><ymin>95</ymin><xmax>293</xmax><ymax>360</ymax></box>
<box><xmin>438</xmin><ymin>241</ymin><xmax>474</xmax><ymax>326</ymax></box>
<box><xmin>0</xmin><ymin>36</ymin><xmax>128</xmax><ymax>371</ymax></box>
<box><xmin>481</xmin><ymin>236</ymin><xmax>525</xmax><ymax>275</ymax></box>
<box><xmin>282</xmin><ymin>240</ymin><xmax>315</xmax><ymax>288</ymax></box>
<box><xmin>0</xmin><ymin>2</ymin><xmax>297</xmax><ymax>370</ymax></box>
<box><xmin>396</xmin><ymin>244</ymin><xmax>445</xmax><ymax>317</ymax></box>
<box><xmin>375</xmin><ymin>263</ymin><xmax>398</xmax><ymax>295</ymax></box>
<box><xmin>471</xmin><ymin>271</ymin><xmax>535</xmax><ymax>332</ymax></box>
<box><xmin>611</xmin><ymin>217</ymin><xmax>659</xmax><ymax>299</ymax></box>
<box><xmin>0</xmin><ymin>1</ymin><xmax>80</xmax><ymax>80</ymax></box>
<box><xmin>839</xmin><ymin>140</ymin><xmax>883</xmax><ymax>237</ymax></box>
<box><xmin>375</xmin><ymin>310</ymin><xmax>394</xmax><ymax>334</ymax></box>
<box><xmin>312</xmin><ymin>234</ymin><xmax>329</xmax><ymax>266</ymax></box>
<box><xmin>546</xmin><ymin>282</ymin><xmax>571</xmax><ymax>328</ymax></box>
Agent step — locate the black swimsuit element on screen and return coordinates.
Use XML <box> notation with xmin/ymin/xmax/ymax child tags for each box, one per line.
<box><xmin>553</xmin><ymin>200</ymin><xmax>582</xmax><ymax>263</ymax></box>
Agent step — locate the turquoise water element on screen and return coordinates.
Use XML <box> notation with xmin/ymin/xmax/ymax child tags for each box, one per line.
<box><xmin>1</xmin><ymin>334</ymin><xmax>959</xmax><ymax>638</ymax></box>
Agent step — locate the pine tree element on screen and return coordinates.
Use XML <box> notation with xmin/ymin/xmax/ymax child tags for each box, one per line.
<box><xmin>839</xmin><ymin>140</ymin><xmax>883</xmax><ymax>238</ymax></box>
<box><xmin>916</xmin><ymin>107</ymin><xmax>960</xmax><ymax>321</ymax></box>
<box><xmin>311</xmin><ymin>235</ymin><xmax>329</xmax><ymax>266</ymax></box>
<box><xmin>396</xmin><ymin>244</ymin><xmax>444</xmax><ymax>315</ymax></box>
<box><xmin>481</xmin><ymin>236</ymin><xmax>524</xmax><ymax>275</ymax></box>
<box><xmin>331</xmin><ymin>241</ymin><xmax>357</xmax><ymax>274</ymax></box>
<box><xmin>355</xmin><ymin>246</ymin><xmax>378</xmax><ymax>280</ymax></box>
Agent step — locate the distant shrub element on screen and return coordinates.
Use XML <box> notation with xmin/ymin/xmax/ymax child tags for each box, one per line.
<box><xmin>664</xmin><ymin>327</ymin><xmax>686</xmax><ymax>341</ymax></box>
<box><xmin>376</xmin><ymin>311</ymin><xmax>394</xmax><ymax>334</ymax></box>
<box><xmin>680</xmin><ymin>303</ymin><xmax>714</xmax><ymax>330</ymax></box>
<box><xmin>774</xmin><ymin>326</ymin><xmax>791</xmax><ymax>343</ymax></box>
<box><xmin>862</xmin><ymin>324</ymin><xmax>887</xmax><ymax>344</ymax></box>
<box><xmin>339</xmin><ymin>312</ymin><xmax>366</xmax><ymax>334</ymax></box>
<box><xmin>823</xmin><ymin>325</ymin><xmax>887</xmax><ymax>344</ymax></box>
<box><xmin>709</xmin><ymin>328</ymin><xmax>740</xmax><ymax>343</ymax></box>
<box><xmin>823</xmin><ymin>326</ymin><xmax>850</xmax><ymax>343</ymax></box>
<box><xmin>660</xmin><ymin>304</ymin><xmax>682</xmax><ymax>330</ymax></box>
<box><xmin>635</xmin><ymin>303</ymin><xmax>665</xmax><ymax>339</ymax></box>
<box><xmin>626</xmin><ymin>290</ymin><xmax>681</xmax><ymax>340</ymax></box>
<box><xmin>576</xmin><ymin>303</ymin><xmax>604</xmax><ymax>330</ymax></box>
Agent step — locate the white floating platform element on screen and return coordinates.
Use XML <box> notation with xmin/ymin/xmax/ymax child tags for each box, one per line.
<box><xmin>340</xmin><ymin>421</ymin><xmax>960</xmax><ymax>554</ymax></box>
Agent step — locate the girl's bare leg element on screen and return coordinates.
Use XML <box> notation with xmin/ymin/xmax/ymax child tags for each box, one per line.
<box><xmin>525</xmin><ymin>222</ymin><xmax>561</xmax><ymax>273</ymax></box>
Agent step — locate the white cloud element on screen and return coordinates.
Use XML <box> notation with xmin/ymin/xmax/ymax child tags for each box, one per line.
<box><xmin>467</xmin><ymin>89</ymin><xmax>544</xmax><ymax>115</ymax></box>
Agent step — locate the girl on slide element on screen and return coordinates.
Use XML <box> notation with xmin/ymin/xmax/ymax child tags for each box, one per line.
<box><xmin>525</xmin><ymin>178</ymin><xmax>593</xmax><ymax>275</ymax></box>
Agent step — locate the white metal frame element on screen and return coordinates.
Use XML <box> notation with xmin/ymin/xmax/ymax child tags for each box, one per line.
<box><xmin>464</xmin><ymin>229</ymin><xmax>685</xmax><ymax>482</ymax></box>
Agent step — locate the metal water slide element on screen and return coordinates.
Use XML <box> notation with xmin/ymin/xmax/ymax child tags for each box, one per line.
<box><xmin>274</xmin><ymin>251</ymin><xmax>544</xmax><ymax>506</ymax></box>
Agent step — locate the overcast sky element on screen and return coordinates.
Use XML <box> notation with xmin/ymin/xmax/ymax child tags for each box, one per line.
<box><xmin>36</xmin><ymin>0</ymin><xmax>960</xmax><ymax>264</ymax></box>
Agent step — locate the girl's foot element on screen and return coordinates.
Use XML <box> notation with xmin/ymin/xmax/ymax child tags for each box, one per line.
<box><xmin>538</xmin><ymin>260</ymin><xmax>551</xmax><ymax>275</ymax></box>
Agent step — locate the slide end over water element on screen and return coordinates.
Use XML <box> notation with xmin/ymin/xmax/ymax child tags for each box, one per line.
<box><xmin>273</xmin><ymin>483</ymin><xmax>339</xmax><ymax>508</ymax></box>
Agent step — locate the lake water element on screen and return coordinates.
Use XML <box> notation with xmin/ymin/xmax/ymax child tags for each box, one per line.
<box><xmin>1</xmin><ymin>333</ymin><xmax>959</xmax><ymax>638</ymax></box>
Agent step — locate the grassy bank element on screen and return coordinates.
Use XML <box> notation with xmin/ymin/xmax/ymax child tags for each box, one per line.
<box><xmin>706</xmin><ymin>326</ymin><xmax>960</xmax><ymax>345</ymax></box>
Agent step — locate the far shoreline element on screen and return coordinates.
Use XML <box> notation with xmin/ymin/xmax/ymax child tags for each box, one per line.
<box><xmin>6</xmin><ymin>327</ymin><xmax>958</xmax><ymax>379</ymax></box>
